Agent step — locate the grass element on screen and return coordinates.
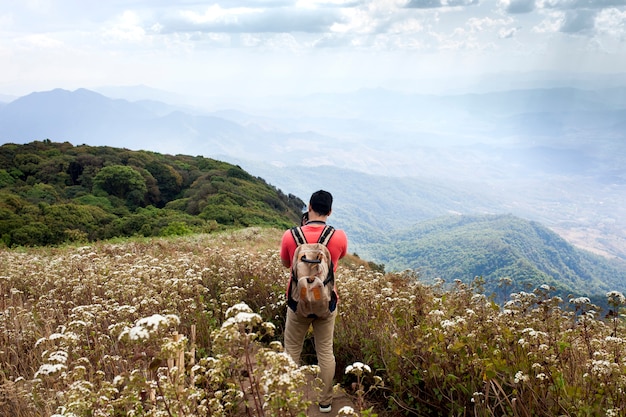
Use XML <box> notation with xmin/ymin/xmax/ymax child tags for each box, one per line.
<box><xmin>0</xmin><ymin>227</ymin><xmax>625</xmax><ymax>416</ymax></box>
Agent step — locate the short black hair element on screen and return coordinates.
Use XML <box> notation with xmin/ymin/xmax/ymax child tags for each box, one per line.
<box><xmin>310</xmin><ymin>190</ymin><xmax>333</xmax><ymax>216</ymax></box>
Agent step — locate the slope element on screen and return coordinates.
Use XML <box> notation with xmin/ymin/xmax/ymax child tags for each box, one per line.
<box><xmin>0</xmin><ymin>140</ymin><xmax>304</xmax><ymax>246</ymax></box>
<box><xmin>372</xmin><ymin>214</ymin><xmax>626</xmax><ymax>299</ymax></box>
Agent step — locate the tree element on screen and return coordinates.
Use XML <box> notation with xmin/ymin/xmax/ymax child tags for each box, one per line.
<box><xmin>92</xmin><ymin>165</ymin><xmax>147</xmax><ymax>208</ymax></box>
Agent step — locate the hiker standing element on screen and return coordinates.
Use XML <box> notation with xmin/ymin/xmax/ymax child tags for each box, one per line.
<box><xmin>280</xmin><ymin>190</ymin><xmax>348</xmax><ymax>414</ymax></box>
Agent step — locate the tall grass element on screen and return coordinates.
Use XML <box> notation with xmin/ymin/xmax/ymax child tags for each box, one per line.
<box><xmin>1</xmin><ymin>228</ymin><xmax>624</xmax><ymax>416</ymax></box>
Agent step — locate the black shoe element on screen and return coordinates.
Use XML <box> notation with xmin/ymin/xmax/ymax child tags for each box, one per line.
<box><xmin>319</xmin><ymin>403</ymin><xmax>332</xmax><ymax>413</ymax></box>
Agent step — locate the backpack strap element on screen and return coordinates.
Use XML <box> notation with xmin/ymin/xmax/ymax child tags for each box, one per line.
<box><xmin>317</xmin><ymin>225</ymin><xmax>336</xmax><ymax>285</ymax></box>
<box><xmin>290</xmin><ymin>226</ymin><xmax>307</xmax><ymax>246</ymax></box>
<box><xmin>290</xmin><ymin>225</ymin><xmax>335</xmax><ymax>247</ymax></box>
<box><xmin>317</xmin><ymin>225</ymin><xmax>335</xmax><ymax>246</ymax></box>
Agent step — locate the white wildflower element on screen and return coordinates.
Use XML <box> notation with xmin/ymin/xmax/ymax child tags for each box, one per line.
<box><xmin>225</xmin><ymin>302</ymin><xmax>253</xmax><ymax>318</ymax></box>
<box><xmin>34</xmin><ymin>363</ymin><xmax>66</xmax><ymax>378</ymax></box>
<box><xmin>569</xmin><ymin>297</ymin><xmax>591</xmax><ymax>306</ymax></box>
<box><xmin>338</xmin><ymin>406</ymin><xmax>358</xmax><ymax>416</ymax></box>
<box><xmin>345</xmin><ymin>362</ymin><xmax>371</xmax><ymax>375</ymax></box>
<box><xmin>136</xmin><ymin>314</ymin><xmax>180</xmax><ymax>331</ymax></box>
<box><xmin>514</xmin><ymin>371</ymin><xmax>529</xmax><ymax>384</ymax></box>
<box><xmin>606</xmin><ymin>291</ymin><xmax>626</xmax><ymax>305</ymax></box>
<box><xmin>48</xmin><ymin>350</ymin><xmax>68</xmax><ymax>363</ymax></box>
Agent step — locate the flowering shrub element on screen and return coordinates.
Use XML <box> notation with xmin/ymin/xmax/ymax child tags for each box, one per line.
<box><xmin>1</xmin><ymin>228</ymin><xmax>625</xmax><ymax>416</ymax></box>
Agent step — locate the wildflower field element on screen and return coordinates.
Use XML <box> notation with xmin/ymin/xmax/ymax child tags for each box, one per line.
<box><xmin>1</xmin><ymin>227</ymin><xmax>625</xmax><ymax>417</ymax></box>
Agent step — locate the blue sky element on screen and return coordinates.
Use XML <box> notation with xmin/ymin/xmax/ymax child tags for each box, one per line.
<box><xmin>1</xmin><ymin>0</ymin><xmax>625</xmax><ymax>98</ymax></box>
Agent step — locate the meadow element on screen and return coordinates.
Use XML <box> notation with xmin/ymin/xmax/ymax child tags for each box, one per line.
<box><xmin>1</xmin><ymin>227</ymin><xmax>625</xmax><ymax>416</ymax></box>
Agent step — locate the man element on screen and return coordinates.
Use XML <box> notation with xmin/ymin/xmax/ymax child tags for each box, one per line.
<box><xmin>280</xmin><ymin>190</ymin><xmax>348</xmax><ymax>414</ymax></box>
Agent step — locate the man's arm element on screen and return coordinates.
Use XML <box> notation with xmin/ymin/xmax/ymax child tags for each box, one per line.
<box><xmin>280</xmin><ymin>230</ymin><xmax>295</xmax><ymax>268</ymax></box>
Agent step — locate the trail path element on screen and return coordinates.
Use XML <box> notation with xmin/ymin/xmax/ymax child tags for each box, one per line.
<box><xmin>303</xmin><ymin>376</ymin><xmax>356</xmax><ymax>417</ymax></box>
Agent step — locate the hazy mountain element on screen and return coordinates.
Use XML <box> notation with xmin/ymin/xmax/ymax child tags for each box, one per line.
<box><xmin>3</xmin><ymin>87</ymin><xmax>625</xmax><ymax>178</ymax></box>
<box><xmin>1</xmin><ymin>86</ymin><xmax>625</xmax><ymax>266</ymax></box>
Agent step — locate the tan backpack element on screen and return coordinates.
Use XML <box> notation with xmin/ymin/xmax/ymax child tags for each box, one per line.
<box><xmin>287</xmin><ymin>225</ymin><xmax>336</xmax><ymax>318</ymax></box>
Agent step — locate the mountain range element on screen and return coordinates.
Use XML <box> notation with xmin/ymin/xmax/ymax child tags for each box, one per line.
<box><xmin>1</xmin><ymin>84</ymin><xmax>625</xmax><ymax>295</ymax></box>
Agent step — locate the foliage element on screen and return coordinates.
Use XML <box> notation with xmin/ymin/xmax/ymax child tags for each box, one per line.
<box><xmin>1</xmin><ymin>228</ymin><xmax>625</xmax><ymax>417</ymax></box>
<box><xmin>0</xmin><ymin>140</ymin><xmax>305</xmax><ymax>247</ymax></box>
<box><xmin>92</xmin><ymin>164</ymin><xmax>148</xmax><ymax>208</ymax></box>
<box><xmin>373</xmin><ymin>214</ymin><xmax>626</xmax><ymax>303</ymax></box>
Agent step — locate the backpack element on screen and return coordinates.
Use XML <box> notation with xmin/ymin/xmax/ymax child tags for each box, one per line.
<box><xmin>287</xmin><ymin>225</ymin><xmax>337</xmax><ymax>318</ymax></box>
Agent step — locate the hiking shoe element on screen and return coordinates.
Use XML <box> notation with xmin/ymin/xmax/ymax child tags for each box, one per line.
<box><xmin>319</xmin><ymin>404</ymin><xmax>332</xmax><ymax>413</ymax></box>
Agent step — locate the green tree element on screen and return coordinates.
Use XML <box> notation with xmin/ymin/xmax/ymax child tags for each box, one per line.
<box><xmin>145</xmin><ymin>161</ymin><xmax>183</xmax><ymax>205</ymax></box>
<box><xmin>92</xmin><ymin>165</ymin><xmax>147</xmax><ymax>208</ymax></box>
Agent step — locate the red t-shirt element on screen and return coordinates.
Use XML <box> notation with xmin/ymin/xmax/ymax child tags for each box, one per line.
<box><xmin>280</xmin><ymin>223</ymin><xmax>348</xmax><ymax>271</ymax></box>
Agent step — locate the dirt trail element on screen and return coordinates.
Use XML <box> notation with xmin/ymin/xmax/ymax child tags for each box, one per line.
<box><xmin>303</xmin><ymin>380</ymin><xmax>356</xmax><ymax>417</ymax></box>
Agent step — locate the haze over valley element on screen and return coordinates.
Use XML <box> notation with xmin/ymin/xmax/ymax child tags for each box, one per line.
<box><xmin>2</xmin><ymin>74</ymin><xmax>626</xmax><ymax>271</ymax></box>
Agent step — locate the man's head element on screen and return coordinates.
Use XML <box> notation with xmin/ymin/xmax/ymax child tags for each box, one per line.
<box><xmin>309</xmin><ymin>190</ymin><xmax>333</xmax><ymax>216</ymax></box>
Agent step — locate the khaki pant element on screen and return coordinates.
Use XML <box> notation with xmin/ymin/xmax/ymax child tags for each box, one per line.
<box><xmin>284</xmin><ymin>308</ymin><xmax>337</xmax><ymax>405</ymax></box>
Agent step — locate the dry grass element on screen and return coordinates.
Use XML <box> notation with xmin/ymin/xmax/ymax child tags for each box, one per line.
<box><xmin>1</xmin><ymin>227</ymin><xmax>625</xmax><ymax>417</ymax></box>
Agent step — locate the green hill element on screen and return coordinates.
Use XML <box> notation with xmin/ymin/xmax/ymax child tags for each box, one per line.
<box><xmin>372</xmin><ymin>214</ymin><xmax>626</xmax><ymax>300</ymax></box>
<box><xmin>3</xmin><ymin>141</ymin><xmax>625</xmax><ymax>302</ymax></box>
<box><xmin>0</xmin><ymin>140</ymin><xmax>304</xmax><ymax>246</ymax></box>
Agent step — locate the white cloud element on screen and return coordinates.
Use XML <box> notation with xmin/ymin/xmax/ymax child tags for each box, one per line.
<box><xmin>389</xmin><ymin>18</ymin><xmax>425</xmax><ymax>33</ymax></box>
<box><xmin>559</xmin><ymin>9</ymin><xmax>596</xmax><ymax>33</ymax></box>
<box><xmin>405</xmin><ymin>0</ymin><xmax>479</xmax><ymax>7</ymax></box>
<box><xmin>17</xmin><ymin>34</ymin><xmax>66</xmax><ymax>49</ymax></box>
<box><xmin>178</xmin><ymin>5</ymin><xmax>260</xmax><ymax>25</ymax></box>
<box><xmin>330</xmin><ymin>6</ymin><xmax>375</xmax><ymax>33</ymax></box>
<box><xmin>1</xmin><ymin>0</ymin><xmax>625</xmax><ymax>98</ymax></box>
<box><xmin>595</xmin><ymin>7</ymin><xmax>626</xmax><ymax>37</ymax></box>
<box><xmin>467</xmin><ymin>16</ymin><xmax>514</xmax><ymax>32</ymax></box>
<box><xmin>539</xmin><ymin>0</ymin><xmax>626</xmax><ymax>10</ymax></box>
<box><xmin>103</xmin><ymin>11</ymin><xmax>147</xmax><ymax>43</ymax></box>
<box><xmin>533</xmin><ymin>10</ymin><xmax>566</xmax><ymax>33</ymax></box>
<box><xmin>499</xmin><ymin>0</ymin><xmax>536</xmax><ymax>14</ymax></box>
<box><xmin>499</xmin><ymin>26</ymin><xmax>519</xmax><ymax>37</ymax></box>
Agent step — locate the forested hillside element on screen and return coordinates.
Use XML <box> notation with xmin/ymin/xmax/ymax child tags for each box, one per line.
<box><xmin>373</xmin><ymin>214</ymin><xmax>626</xmax><ymax>301</ymax></box>
<box><xmin>3</xmin><ymin>140</ymin><xmax>625</xmax><ymax>303</ymax></box>
<box><xmin>0</xmin><ymin>140</ymin><xmax>304</xmax><ymax>246</ymax></box>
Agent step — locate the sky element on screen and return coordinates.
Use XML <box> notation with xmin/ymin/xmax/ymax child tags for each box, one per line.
<box><xmin>1</xmin><ymin>0</ymin><xmax>626</xmax><ymax>99</ymax></box>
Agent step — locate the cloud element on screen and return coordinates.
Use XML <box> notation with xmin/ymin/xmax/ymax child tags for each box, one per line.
<box><xmin>157</xmin><ymin>4</ymin><xmax>345</xmax><ymax>34</ymax></box>
<box><xmin>103</xmin><ymin>11</ymin><xmax>147</xmax><ymax>42</ymax></box>
<box><xmin>595</xmin><ymin>7</ymin><xmax>626</xmax><ymax>36</ymax></box>
<box><xmin>559</xmin><ymin>8</ymin><xmax>596</xmax><ymax>32</ymax></box>
<box><xmin>539</xmin><ymin>0</ymin><xmax>626</xmax><ymax>10</ymax></box>
<box><xmin>405</xmin><ymin>0</ymin><xmax>479</xmax><ymax>8</ymax></box>
<box><xmin>499</xmin><ymin>26</ymin><xmax>519</xmax><ymax>37</ymax></box>
<box><xmin>530</xmin><ymin>0</ymin><xmax>625</xmax><ymax>36</ymax></box>
<box><xmin>499</xmin><ymin>0</ymin><xmax>536</xmax><ymax>14</ymax></box>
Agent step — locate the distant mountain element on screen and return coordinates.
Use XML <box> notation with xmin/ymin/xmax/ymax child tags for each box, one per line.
<box><xmin>0</xmin><ymin>88</ymin><xmax>257</xmax><ymax>155</ymax></box>
<box><xmin>370</xmin><ymin>214</ymin><xmax>626</xmax><ymax>300</ymax></box>
<box><xmin>2</xmin><ymin>86</ymin><xmax>625</xmax><ymax>266</ymax></box>
<box><xmin>0</xmin><ymin>88</ymin><xmax>359</xmax><ymax>165</ymax></box>
<box><xmin>2</xmin><ymin>87</ymin><xmax>625</xmax><ymax>179</ymax></box>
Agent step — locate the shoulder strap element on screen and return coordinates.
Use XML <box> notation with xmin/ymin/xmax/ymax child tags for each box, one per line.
<box><xmin>317</xmin><ymin>225</ymin><xmax>335</xmax><ymax>246</ymax></box>
<box><xmin>291</xmin><ymin>225</ymin><xmax>335</xmax><ymax>247</ymax></box>
<box><xmin>290</xmin><ymin>226</ymin><xmax>307</xmax><ymax>246</ymax></box>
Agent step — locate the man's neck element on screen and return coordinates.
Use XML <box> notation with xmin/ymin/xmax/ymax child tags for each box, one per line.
<box><xmin>307</xmin><ymin>213</ymin><xmax>328</xmax><ymax>224</ymax></box>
